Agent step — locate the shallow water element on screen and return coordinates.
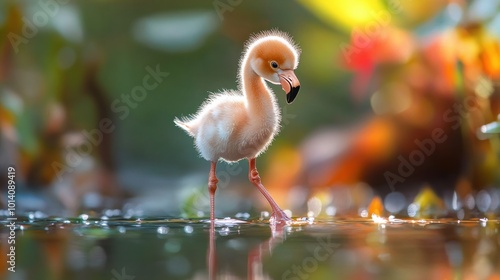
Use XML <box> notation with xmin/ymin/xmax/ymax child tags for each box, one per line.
<box><xmin>1</xmin><ymin>215</ymin><xmax>499</xmax><ymax>280</ymax></box>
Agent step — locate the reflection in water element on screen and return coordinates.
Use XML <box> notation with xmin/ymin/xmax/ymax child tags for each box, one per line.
<box><xmin>247</xmin><ymin>220</ymin><xmax>287</xmax><ymax>280</ymax></box>
<box><xmin>0</xmin><ymin>214</ymin><xmax>499</xmax><ymax>279</ymax></box>
<box><xmin>208</xmin><ymin>220</ymin><xmax>216</xmax><ymax>280</ymax></box>
<box><xmin>201</xmin><ymin>215</ymin><xmax>500</xmax><ymax>279</ymax></box>
<box><xmin>205</xmin><ymin>217</ymin><xmax>311</xmax><ymax>279</ymax></box>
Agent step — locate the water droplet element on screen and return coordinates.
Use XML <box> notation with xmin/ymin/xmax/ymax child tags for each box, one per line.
<box><xmin>490</xmin><ymin>189</ymin><xmax>500</xmax><ymax>211</ymax></box>
<box><xmin>105</xmin><ymin>209</ymin><xmax>122</xmax><ymax>217</ymax></box>
<box><xmin>218</xmin><ymin>227</ymin><xmax>230</xmax><ymax>236</ymax></box>
<box><xmin>184</xmin><ymin>225</ymin><xmax>193</xmax><ymax>234</ymax></box>
<box><xmin>117</xmin><ymin>226</ymin><xmax>126</xmax><ymax>234</ymax></box>
<box><xmin>359</xmin><ymin>209</ymin><xmax>368</xmax><ymax>218</ymax></box>
<box><xmin>235</xmin><ymin>212</ymin><xmax>250</xmax><ymax>219</ymax></box>
<box><xmin>104</xmin><ymin>209</ymin><xmax>112</xmax><ymax>217</ymax></box>
<box><xmin>260</xmin><ymin>211</ymin><xmax>270</xmax><ymax>220</ymax></box>
<box><xmin>79</xmin><ymin>214</ymin><xmax>89</xmax><ymax>221</ymax></box>
<box><xmin>83</xmin><ymin>192</ymin><xmax>103</xmax><ymax>209</ymax></box>
<box><xmin>34</xmin><ymin>211</ymin><xmax>47</xmax><ymax>219</ymax></box>
<box><xmin>452</xmin><ymin>192</ymin><xmax>461</xmax><ymax>211</ymax></box>
<box><xmin>384</xmin><ymin>192</ymin><xmax>406</xmax><ymax>213</ymax></box>
<box><xmin>157</xmin><ymin>226</ymin><xmax>169</xmax><ymax>234</ymax></box>
<box><xmin>326</xmin><ymin>206</ymin><xmax>337</xmax><ymax>216</ymax></box>
<box><xmin>307</xmin><ymin>196</ymin><xmax>322</xmax><ymax>217</ymax></box>
<box><xmin>372</xmin><ymin>214</ymin><xmax>386</xmax><ymax>224</ymax></box>
<box><xmin>307</xmin><ymin>211</ymin><xmax>315</xmax><ymax>218</ymax></box>
<box><xmin>417</xmin><ymin>219</ymin><xmax>429</xmax><ymax>226</ymax></box>
<box><xmin>476</xmin><ymin>190</ymin><xmax>491</xmax><ymax>213</ymax></box>
<box><xmin>407</xmin><ymin>203</ymin><xmax>419</xmax><ymax>217</ymax></box>
<box><xmin>388</xmin><ymin>216</ymin><xmax>403</xmax><ymax>224</ymax></box>
<box><xmin>480</xmin><ymin>217</ymin><xmax>488</xmax><ymax>227</ymax></box>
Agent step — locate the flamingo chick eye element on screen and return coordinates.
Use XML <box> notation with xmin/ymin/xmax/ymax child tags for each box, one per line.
<box><xmin>270</xmin><ymin>61</ymin><xmax>278</xmax><ymax>69</ymax></box>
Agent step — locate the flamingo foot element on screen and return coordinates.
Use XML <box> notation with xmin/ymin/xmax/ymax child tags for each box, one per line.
<box><xmin>269</xmin><ymin>209</ymin><xmax>291</xmax><ymax>233</ymax></box>
<box><xmin>271</xmin><ymin>209</ymin><xmax>291</xmax><ymax>222</ymax></box>
<box><xmin>248</xmin><ymin>158</ymin><xmax>291</xmax><ymax>228</ymax></box>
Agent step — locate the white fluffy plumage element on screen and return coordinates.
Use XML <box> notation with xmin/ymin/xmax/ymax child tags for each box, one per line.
<box><xmin>174</xmin><ymin>30</ymin><xmax>301</xmax><ymax>163</ymax></box>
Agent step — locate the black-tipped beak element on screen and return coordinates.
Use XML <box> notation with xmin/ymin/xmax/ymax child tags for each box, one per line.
<box><xmin>286</xmin><ymin>85</ymin><xmax>300</xmax><ymax>104</ymax></box>
<box><xmin>279</xmin><ymin>70</ymin><xmax>301</xmax><ymax>104</ymax></box>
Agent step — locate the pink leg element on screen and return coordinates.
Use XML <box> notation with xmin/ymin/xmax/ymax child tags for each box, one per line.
<box><xmin>208</xmin><ymin>161</ymin><xmax>218</xmax><ymax>221</ymax></box>
<box><xmin>248</xmin><ymin>158</ymin><xmax>290</xmax><ymax>224</ymax></box>
<box><xmin>208</xmin><ymin>163</ymin><xmax>218</xmax><ymax>278</ymax></box>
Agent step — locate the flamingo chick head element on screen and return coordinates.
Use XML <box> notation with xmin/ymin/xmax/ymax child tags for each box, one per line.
<box><xmin>243</xmin><ymin>31</ymin><xmax>301</xmax><ymax>103</ymax></box>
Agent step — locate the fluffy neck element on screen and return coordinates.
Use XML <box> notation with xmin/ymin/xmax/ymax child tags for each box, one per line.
<box><xmin>239</xmin><ymin>56</ymin><xmax>277</xmax><ymax>120</ymax></box>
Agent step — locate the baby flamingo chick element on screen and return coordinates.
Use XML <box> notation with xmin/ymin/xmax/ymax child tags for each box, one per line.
<box><xmin>174</xmin><ymin>30</ymin><xmax>301</xmax><ymax>226</ymax></box>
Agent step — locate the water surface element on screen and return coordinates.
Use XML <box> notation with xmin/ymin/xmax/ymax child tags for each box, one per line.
<box><xmin>1</xmin><ymin>215</ymin><xmax>499</xmax><ymax>279</ymax></box>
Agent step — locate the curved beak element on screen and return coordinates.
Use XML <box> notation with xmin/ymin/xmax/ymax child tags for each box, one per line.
<box><xmin>279</xmin><ymin>70</ymin><xmax>300</xmax><ymax>104</ymax></box>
